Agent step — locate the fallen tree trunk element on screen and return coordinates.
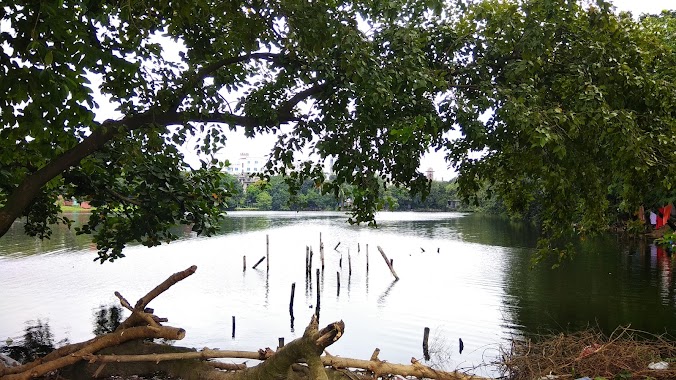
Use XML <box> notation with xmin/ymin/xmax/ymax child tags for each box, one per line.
<box><xmin>82</xmin><ymin>349</ymin><xmax>482</xmax><ymax>380</ymax></box>
<box><xmin>2</xmin><ymin>326</ymin><xmax>186</xmax><ymax>380</ymax></box>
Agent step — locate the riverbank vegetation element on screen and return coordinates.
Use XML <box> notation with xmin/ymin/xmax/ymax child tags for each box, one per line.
<box><xmin>224</xmin><ymin>175</ymin><xmax>495</xmax><ymax>213</ymax></box>
<box><xmin>501</xmin><ymin>326</ymin><xmax>676</xmax><ymax>380</ymax></box>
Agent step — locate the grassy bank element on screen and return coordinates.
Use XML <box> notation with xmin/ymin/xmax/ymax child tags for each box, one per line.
<box><xmin>60</xmin><ymin>205</ymin><xmax>94</xmax><ymax>212</ymax></box>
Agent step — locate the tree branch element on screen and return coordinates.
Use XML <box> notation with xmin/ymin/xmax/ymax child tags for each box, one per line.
<box><xmin>0</xmin><ymin>78</ymin><xmax>328</xmax><ymax>239</ymax></box>
<box><xmin>172</xmin><ymin>52</ymin><xmax>282</xmax><ymax>110</ymax></box>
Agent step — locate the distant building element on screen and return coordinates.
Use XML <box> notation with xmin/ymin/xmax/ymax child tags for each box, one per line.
<box><xmin>224</xmin><ymin>153</ymin><xmax>266</xmax><ymax>189</ymax></box>
<box><xmin>425</xmin><ymin>167</ymin><xmax>434</xmax><ymax>181</ymax></box>
<box><xmin>224</xmin><ymin>153</ymin><xmax>336</xmax><ymax>188</ymax></box>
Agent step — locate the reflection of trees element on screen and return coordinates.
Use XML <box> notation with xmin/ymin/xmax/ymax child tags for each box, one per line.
<box><xmin>502</xmin><ymin>235</ymin><xmax>676</xmax><ymax>338</ymax></box>
<box><xmin>1</xmin><ymin>319</ymin><xmax>68</xmax><ymax>364</ymax></box>
<box><xmin>0</xmin><ymin>213</ymin><xmax>93</xmax><ymax>257</ymax></box>
<box><xmin>93</xmin><ymin>304</ymin><xmax>123</xmax><ymax>336</ymax></box>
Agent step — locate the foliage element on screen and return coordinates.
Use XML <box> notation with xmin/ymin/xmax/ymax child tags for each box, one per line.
<box><xmin>655</xmin><ymin>232</ymin><xmax>676</xmax><ymax>251</ymax></box>
<box><xmin>1</xmin><ymin>0</ymin><xmax>674</xmax><ymax>261</ymax></box>
<box><xmin>445</xmin><ymin>0</ymin><xmax>676</xmax><ymax>260</ymax></box>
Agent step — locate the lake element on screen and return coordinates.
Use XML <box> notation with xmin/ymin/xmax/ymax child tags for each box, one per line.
<box><xmin>1</xmin><ymin>211</ymin><xmax>675</xmax><ymax>377</ymax></box>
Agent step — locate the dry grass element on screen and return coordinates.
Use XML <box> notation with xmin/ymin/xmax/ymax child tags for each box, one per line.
<box><xmin>499</xmin><ymin>326</ymin><xmax>676</xmax><ymax>380</ymax></box>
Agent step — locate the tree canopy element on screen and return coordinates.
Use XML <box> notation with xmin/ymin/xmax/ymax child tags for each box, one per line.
<box><xmin>0</xmin><ymin>0</ymin><xmax>674</xmax><ymax>262</ymax></box>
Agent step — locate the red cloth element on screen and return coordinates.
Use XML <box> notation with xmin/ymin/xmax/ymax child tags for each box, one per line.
<box><xmin>657</xmin><ymin>205</ymin><xmax>672</xmax><ymax>229</ymax></box>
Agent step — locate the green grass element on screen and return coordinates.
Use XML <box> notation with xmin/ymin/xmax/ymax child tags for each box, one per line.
<box><xmin>60</xmin><ymin>205</ymin><xmax>94</xmax><ymax>212</ymax></box>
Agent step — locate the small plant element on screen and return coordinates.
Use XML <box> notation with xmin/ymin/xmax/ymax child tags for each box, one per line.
<box><xmin>655</xmin><ymin>232</ymin><xmax>675</xmax><ymax>251</ymax></box>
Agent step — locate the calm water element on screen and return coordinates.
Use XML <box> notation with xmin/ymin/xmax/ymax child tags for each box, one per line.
<box><xmin>1</xmin><ymin>211</ymin><xmax>675</xmax><ymax>377</ymax></box>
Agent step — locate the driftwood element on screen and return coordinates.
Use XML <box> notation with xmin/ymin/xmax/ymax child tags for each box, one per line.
<box><xmin>0</xmin><ymin>264</ymin><xmax>485</xmax><ymax>380</ymax></box>
<box><xmin>82</xmin><ymin>348</ymin><xmax>482</xmax><ymax>380</ymax></box>
<box><xmin>377</xmin><ymin>246</ymin><xmax>399</xmax><ymax>280</ymax></box>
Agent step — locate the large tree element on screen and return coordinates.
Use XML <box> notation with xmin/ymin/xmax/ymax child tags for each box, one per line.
<box><xmin>1</xmin><ymin>0</ymin><xmax>674</xmax><ymax>262</ymax></box>
<box><xmin>445</xmin><ymin>0</ymin><xmax>676</xmax><ymax>259</ymax></box>
<box><xmin>0</xmin><ymin>0</ymin><xmax>446</xmax><ymax>261</ymax></box>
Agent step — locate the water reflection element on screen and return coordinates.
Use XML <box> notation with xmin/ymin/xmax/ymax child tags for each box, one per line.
<box><xmin>3</xmin><ymin>211</ymin><xmax>676</xmax><ymax>377</ymax></box>
<box><xmin>502</xmin><ymin>235</ymin><xmax>676</xmax><ymax>337</ymax></box>
<box><xmin>0</xmin><ymin>320</ymin><xmax>63</xmax><ymax>364</ymax></box>
<box><xmin>93</xmin><ymin>304</ymin><xmax>123</xmax><ymax>336</ymax></box>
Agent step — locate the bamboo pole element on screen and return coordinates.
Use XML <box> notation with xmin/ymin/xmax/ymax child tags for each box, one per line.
<box><xmin>377</xmin><ymin>246</ymin><xmax>399</xmax><ymax>280</ymax></box>
<box><xmin>266</xmin><ymin>235</ymin><xmax>269</xmax><ymax>271</ymax></box>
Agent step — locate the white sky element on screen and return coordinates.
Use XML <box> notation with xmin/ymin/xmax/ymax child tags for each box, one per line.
<box><xmin>92</xmin><ymin>0</ymin><xmax>675</xmax><ymax>182</ymax></box>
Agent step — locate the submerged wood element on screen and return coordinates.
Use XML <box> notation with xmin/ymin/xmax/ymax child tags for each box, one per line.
<box><xmin>3</xmin><ymin>264</ymin><xmax>485</xmax><ymax>380</ymax></box>
<box><xmin>377</xmin><ymin>246</ymin><xmax>399</xmax><ymax>280</ymax></box>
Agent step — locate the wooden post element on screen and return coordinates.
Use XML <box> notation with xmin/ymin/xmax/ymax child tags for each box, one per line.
<box><xmin>306</xmin><ymin>246</ymin><xmax>310</xmax><ymax>276</ymax></box>
<box><xmin>423</xmin><ymin>327</ymin><xmax>430</xmax><ymax>361</ymax></box>
<box><xmin>266</xmin><ymin>235</ymin><xmax>269</xmax><ymax>271</ymax></box>
<box><xmin>309</xmin><ymin>247</ymin><xmax>314</xmax><ymax>272</ymax></box>
<box><xmin>278</xmin><ymin>337</ymin><xmax>285</xmax><ymax>349</ymax></box>
<box><xmin>252</xmin><ymin>256</ymin><xmax>266</xmax><ymax>269</ymax></box>
<box><xmin>377</xmin><ymin>246</ymin><xmax>399</xmax><ymax>280</ymax></box>
<box><xmin>289</xmin><ymin>283</ymin><xmax>296</xmax><ymax>316</ymax></box>
<box><xmin>337</xmin><ymin>271</ymin><xmax>341</xmax><ymax>297</ymax></box>
<box><xmin>339</xmin><ymin>254</ymin><xmax>342</xmax><ymax>268</ymax></box>
<box><xmin>334</xmin><ymin>242</ymin><xmax>341</xmax><ymax>250</ymax></box>
<box><xmin>243</xmin><ymin>256</ymin><xmax>246</xmax><ymax>272</ymax></box>
<box><xmin>366</xmin><ymin>244</ymin><xmax>369</xmax><ymax>272</ymax></box>
<box><xmin>348</xmin><ymin>250</ymin><xmax>352</xmax><ymax>276</ymax></box>
<box><xmin>320</xmin><ymin>240</ymin><xmax>325</xmax><ymax>271</ymax></box>
<box><xmin>358</xmin><ymin>243</ymin><xmax>360</xmax><ymax>253</ymax></box>
<box><xmin>315</xmin><ymin>268</ymin><xmax>321</xmax><ymax>321</ymax></box>
<box><xmin>232</xmin><ymin>316</ymin><xmax>236</xmax><ymax>338</ymax></box>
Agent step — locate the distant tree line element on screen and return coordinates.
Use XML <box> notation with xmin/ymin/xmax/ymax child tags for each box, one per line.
<box><xmin>224</xmin><ymin>174</ymin><xmax>502</xmax><ymax>213</ymax></box>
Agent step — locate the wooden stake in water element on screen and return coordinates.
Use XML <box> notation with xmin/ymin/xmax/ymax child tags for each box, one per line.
<box><xmin>232</xmin><ymin>316</ymin><xmax>236</xmax><ymax>338</ymax></box>
<box><xmin>377</xmin><ymin>246</ymin><xmax>399</xmax><ymax>280</ymax></box>
<box><xmin>423</xmin><ymin>327</ymin><xmax>430</xmax><ymax>360</ymax></box>
<box><xmin>309</xmin><ymin>247</ymin><xmax>314</xmax><ymax>272</ymax></box>
<box><xmin>266</xmin><ymin>234</ymin><xmax>269</xmax><ymax>271</ymax></box>
<box><xmin>252</xmin><ymin>256</ymin><xmax>266</xmax><ymax>269</ymax></box>
<box><xmin>366</xmin><ymin>244</ymin><xmax>369</xmax><ymax>272</ymax></box>
<box><xmin>334</xmin><ymin>242</ymin><xmax>341</xmax><ymax>250</ymax></box>
<box><xmin>243</xmin><ymin>256</ymin><xmax>246</xmax><ymax>272</ymax></box>
<box><xmin>306</xmin><ymin>246</ymin><xmax>310</xmax><ymax>276</ymax></box>
<box><xmin>289</xmin><ymin>282</ymin><xmax>296</xmax><ymax>327</ymax></box>
<box><xmin>315</xmin><ymin>268</ymin><xmax>321</xmax><ymax>321</ymax></box>
<box><xmin>339</xmin><ymin>254</ymin><xmax>342</xmax><ymax>268</ymax></box>
<box><xmin>348</xmin><ymin>250</ymin><xmax>352</xmax><ymax>276</ymax></box>
<box><xmin>337</xmin><ymin>271</ymin><xmax>341</xmax><ymax>297</ymax></box>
